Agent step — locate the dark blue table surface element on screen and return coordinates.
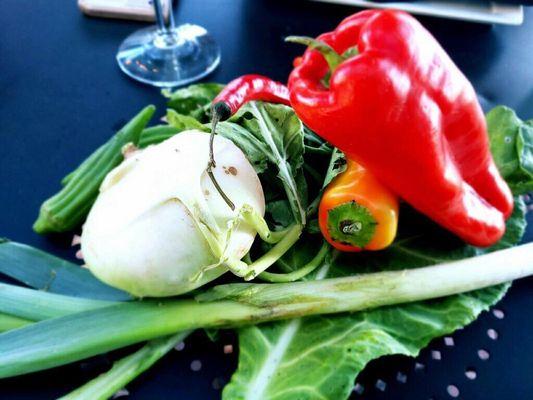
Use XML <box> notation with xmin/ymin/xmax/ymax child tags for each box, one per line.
<box><xmin>0</xmin><ymin>1</ymin><xmax>532</xmax><ymax>399</ymax></box>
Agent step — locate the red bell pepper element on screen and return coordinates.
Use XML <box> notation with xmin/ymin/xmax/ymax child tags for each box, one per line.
<box><xmin>288</xmin><ymin>10</ymin><xmax>513</xmax><ymax>247</ymax></box>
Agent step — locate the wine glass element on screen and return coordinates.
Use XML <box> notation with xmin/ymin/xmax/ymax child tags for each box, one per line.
<box><xmin>116</xmin><ymin>0</ymin><xmax>220</xmax><ymax>87</ymax></box>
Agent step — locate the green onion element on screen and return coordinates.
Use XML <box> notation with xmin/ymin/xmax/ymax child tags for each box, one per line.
<box><xmin>0</xmin><ymin>239</ymin><xmax>131</xmax><ymax>301</ymax></box>
<box><xmin>59</xmin><ymin>331</ymin><xmax>190</xmax><ymax>400</ymax></box>
<box><xmin>0</xmin><ymin>284</ymin><xmax>114</xmax><ymax>333</ymax></box>
<box><xmin>0</xmin><ymin>283</ymin><xmax>114</xmax><ymax>321</ymax></box>
<box><xmin>33</xmin><ymin>105</ymin><xmax>155</xmax><ymax>234</ymax></box>
<box><xmin>0</xmin><ymin>313</ymin><xmax>31</xmax><ymax>333</ymax></box>
<box><xmin>0</xmin><ymin>242</ymin><xmax>530</xmax><ymax>378</ymax></box>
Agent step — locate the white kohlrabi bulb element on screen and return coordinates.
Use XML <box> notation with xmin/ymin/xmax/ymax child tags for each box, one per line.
<box><xmin>81</xmin><ymin>130</ymin><xmax>265</xmax><ymax>297</ymax></box>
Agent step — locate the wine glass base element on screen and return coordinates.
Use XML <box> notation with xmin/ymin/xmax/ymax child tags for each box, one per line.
<box><xmin>116</xmin><ymin>24</ymin><xmax>220</xmax><ymax>88</ymax></box>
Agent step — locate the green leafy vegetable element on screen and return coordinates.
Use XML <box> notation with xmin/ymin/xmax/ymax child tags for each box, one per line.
<box><xmin>226</xmin><ymin>102</ymin><xmax>308</xmax><ymax>225</ymax></box>
<box><xmin>216</xmin><ymin>122</ymin><xmax>271</xmax><ymax>175</ymax></box>
<box><xmin>265</xmin><ymin>200</ymin><xmax>294</xmax><ymax>227</ymax></box>
<box><xmin>163</xmin><ymin>83</ymin><xmax>224</xmax><ymax>121</ymax></box>
<box><xmin>487</xmin><ymin>105</ymin><xmax>533</xmax><ymax>194</ymax></box>
<box><xmin>0</xmin><ymin>239</ymin><xmax>131</xmax><ymax>300</ymax></box>
<box><xmin>166</xmin><ymin>109</ymin><xmax>209</xmax><ymax>132</ymax></box>
<box><xmin>303</xmin><ymin>127</ymin><xmax>333</xmax><ymax>156</ymax></box>
<box><xmin>322</xmin><ymin>148</ymin><xmax>346</xmax><ymax>188</ymax></box>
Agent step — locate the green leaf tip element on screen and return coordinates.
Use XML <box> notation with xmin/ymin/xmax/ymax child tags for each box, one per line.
<box><xmin>487</xmin><ymin>105</ymin><xmax>533</xmax><ymax>194</ymax></box>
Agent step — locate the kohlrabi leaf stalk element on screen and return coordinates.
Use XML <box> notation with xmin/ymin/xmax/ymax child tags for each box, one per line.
<box><xmin>258</xmin><ymin>241</ymin><xmax>330</xmax><ymax>283</ymax></box>
<box><xmin>226</xmin><ymin>224</ymin><xmax>303</xmax><ymax>280</ymax></box>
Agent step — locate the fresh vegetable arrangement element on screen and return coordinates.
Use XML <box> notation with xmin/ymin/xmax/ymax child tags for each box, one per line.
<box><xmin>1</xmin><ymin>9</ymin><xmax>532</xmax><ymax>400</ymax></box>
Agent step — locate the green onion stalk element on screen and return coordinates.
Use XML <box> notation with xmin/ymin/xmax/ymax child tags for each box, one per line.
<box><xmin>0</xmin><ymin>282</ymin><xmax>190</xmax><ymax>398</ymax></box>
<box><xmin>0</xmin><ymin>242</ymin><xmax>530</xmax><ymax>379</ymax></box>
<box><xmin>59</xmin><ymin>331</ymin><xmax>191</xmax><ymax>400</ymax></box>
<box><xmin>0</xmin><ymin>314</ymin><xmax>31</xmax><ymax>333</ymax></box>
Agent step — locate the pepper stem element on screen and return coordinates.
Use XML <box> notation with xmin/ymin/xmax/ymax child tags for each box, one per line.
<box><xmin>285</xmin><ymin>36</ymin><xmax>344</xmax><ymax>72</ymax></box>
<box><xmin>286</xmin><ymin>36</ymin><xmax>359</xmax><ymax>87</ymax></box>
<box><xmin>327</xmin><ymin>201</ymin><xmax>377</xmax><ymax>248</ymax></box>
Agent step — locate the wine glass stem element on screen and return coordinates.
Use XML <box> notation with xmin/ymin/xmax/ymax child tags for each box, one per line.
<box><xmin>153</xmin><ymin>0</ymin><xmax>175</xmax><ymax>33</ymax></box>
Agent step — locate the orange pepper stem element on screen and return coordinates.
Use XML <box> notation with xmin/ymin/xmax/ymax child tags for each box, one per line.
<box><xmin>326</xmin><ymin>201</ymin><xmax>377</xmax><ymax>248</ymax></box>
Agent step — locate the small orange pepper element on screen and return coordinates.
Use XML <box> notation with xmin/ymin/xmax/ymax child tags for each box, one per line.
<box><xmin>319</xmin><ymin>159</ymin><xmax>399</xmax><ymax>252</ymax></box>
